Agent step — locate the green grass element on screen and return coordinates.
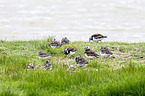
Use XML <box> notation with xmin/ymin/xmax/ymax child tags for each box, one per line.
<box><xmin>0</xmin><ymin>39</ymin><xmax>145</xmax><ymax>96</ymax></box>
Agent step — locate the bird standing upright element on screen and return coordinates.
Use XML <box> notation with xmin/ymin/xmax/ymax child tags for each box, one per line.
<box><xmin>44</xmin><ymin>60</ymin><xmax>53</xmax><ymax>70</ymax></box>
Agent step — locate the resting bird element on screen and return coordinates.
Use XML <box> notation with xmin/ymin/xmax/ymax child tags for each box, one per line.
<box><xmin>75</xmin><ymin>56</ymin><xmax>88</xmax><ymax>67</ymax></box>
<box><xmin>44</xmin><ymin>60</ymin><xmax>52</xmax><ymax>70</ymax></box>
<box><xmin>38</xmin><ymin>52</ymin><xmax>52</xmax><ymax>59</ymax></box>
<box><xmin>85</xmin><ymin>46</ymin><xmax>99</xmax><ymax>58</ymax></box>
<box><xmin>50</xmin><ymin>39</ymin><xmax>61</xmax><ymax>48</ymax></box>
<box><xmin>27</xmin><ymin>63</ymin><xmax>35</xmax><ymax>70</ymax></box>
<box><xmin>63</xmin><ymin>48</ymin><xmax>77</xmax><ymax>55</ymax></box>
<box><xmin>100</xmin><ymin>46</ymin><xmax>113</xmax><ymax>57</ymax></box>
<box><xmin>61</xmin><ymin>37</ymin><xmax>70</xmax><ymax>45</ymax></box>
<box><xmin>89</xmin><ymin>34</ymin><xmax>107</xmax><ymax>42</ymax></box>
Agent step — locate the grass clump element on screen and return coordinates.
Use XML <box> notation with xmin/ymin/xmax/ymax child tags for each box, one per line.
<box><xmin>0</xmin><ymin>38</ymin><xmax>145</xmax><ymax>96</ymax></box>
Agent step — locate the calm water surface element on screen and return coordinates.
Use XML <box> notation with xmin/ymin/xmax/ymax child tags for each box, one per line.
<box><xmin>0</xmin><ymin>0</ymin><xmax>145</xmax><ymax>43</ymax></box>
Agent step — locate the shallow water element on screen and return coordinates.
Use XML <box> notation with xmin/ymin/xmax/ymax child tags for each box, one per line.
<box><xmin>0</xmin><ymin>0</ymin><xmax>145</xmax><ymax>43</ymax></box>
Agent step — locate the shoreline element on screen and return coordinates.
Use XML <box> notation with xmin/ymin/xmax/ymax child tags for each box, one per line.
<box><xmin>1</xmin><ymin>39</ymin><xmax>144</xmax><ymax>44</ymax></box>
<box><xmin>0</xmin><ymin>34</ymin><xmax>145</xmax><ymax>43</ymax></box>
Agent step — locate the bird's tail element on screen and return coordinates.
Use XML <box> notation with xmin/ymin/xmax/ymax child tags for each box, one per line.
<box><xmin>95</xmin><ymin>54</ymin><xmax>99</xmax><ymax>58</ymax></box>
<box><xmin>103</xmin><ymin>36</ymin><xmax>107</xmax><ymax>38</ymax></box>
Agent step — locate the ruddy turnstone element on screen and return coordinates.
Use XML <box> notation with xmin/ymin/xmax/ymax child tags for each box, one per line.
<box><xmin>63</xmin><ymin>48</ymin><xmax>77</xmax><ymax>55</ymax></box>
<box><xmin>50</xmin><ymin>39</ymin><xmax>61</xmax><ymax>48</ymax></box>
<box><xmin>100</xmin><ymin>46</ymin><xmax>113</xmax><ymax>57</ymax></box>
<box><xmin>44</xmin><ymin>60</ymin><xmax>52</xmax><ymax>70</ymax></box>
<box><xmin>75</xmin><ymin>56</ymin><xmax>88</xmax><ymax>67</ymax></box>
<box><xmin>27</xmin><ymin>63</ymin><xmax>35</xmax><ymax>70</ymax></box>
<box><xmin>38</xmin><ymin>52</ymin><xmax>52</xmax><ymax>59</ymax></box>
<box><xmin>85</xmin><ymin>46</ymin><xmax>99</xmax><ymax>58</ymax></box>
<box><xmin>89</xmin><ymin>34</ymin><xmax>107</xmax><ymax>42</ymax></box>
<box><xmin>61</xmin><ymin>37</ymin><xmax>70</xmax><ymax>45</ymax></box>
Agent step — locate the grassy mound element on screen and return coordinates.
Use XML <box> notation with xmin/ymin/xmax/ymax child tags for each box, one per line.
<box><xmin>0</xmin><ymin>39</ymin><xmax>145</xmax><ymax>96</ymax></box>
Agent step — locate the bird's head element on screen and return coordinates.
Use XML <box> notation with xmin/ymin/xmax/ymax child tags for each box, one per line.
<box><xmin>85</xmin><ymin>46</ymin><xmax>90</xmax><ymax>50</ymax></box>
<box><xmin>89</xmin><ymin>36</ymin><xmax>93</xmax><ymax>42</ymax></box>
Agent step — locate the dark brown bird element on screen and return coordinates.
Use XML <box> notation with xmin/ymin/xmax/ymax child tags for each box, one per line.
<box><xmin>44</xmin><ymin>60</ymin><xmax>52</xmax><ymax>70</ymax></box>
<box><xmin>50</xmin><ymin>39</ymin><xmax>61</xmax><ymax>48</ymax></box>
<box><xmin>63</xmin><ymin>48</ymin><xmax>77</xmax><ymax>55</ymax></box>
<box><xmin>27</xmin><ymin>63</ymin><xmax>35</xmax><ymax>70</ymax></box>
<box><xmin>85</xmin><ymin>46</ymin><xmax>99</xmax><ymax>58</ymax></box>
<box><xmin>75</xmin><ymin>56</ymin><xmax>88</xmax><ymax>67</ymax></box>
<box><xmin>61</xmin><ymin>37</ymin><xmax>70</xmax><ymax>45</ymax></box>
<box><xmin>89</xmin><ymin>34</ymin><xmax>107</xmax><ymax>42</ymax></box>
<box><xmin>38</xmin><ymin>52</ymin><xmax>52</xmax><ymax>59</ymax></box>
<box><xmin>100</xmin><ymin>46</ymin><xmax>113</xmax><ymax>57</ymax></box>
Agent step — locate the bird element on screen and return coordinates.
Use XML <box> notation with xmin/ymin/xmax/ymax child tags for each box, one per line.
<box><xmin>38</xmin><ymin>52</ymin><xmax>52</xmax><ymax>59</ymax></box>
<box><xmin>63</xmin><ymin>48</ymin><xmax>77</xmax><ymax>55</ymax></box>
<box><xmin>61</xmin><ymin>37</ymin><xmax>70</xmax><ymax>45</ymax></box>
<box><xmin>27</xmin><ymin>63</ymin><xmax>35</xmax><ymax>70</ymax></box>
<box><xmin>89</xmin><ymin>34</ymin><xmax>107</xmax><ymax>42</ymax></box>
<box><xmin>44</xmin><ymin>60</ymin><xmax>53</xmax><ymax>70</ymax></box>
<box><xmin>50</xmin><ymin>39</ymin><xmax>61</xmax><ymax>48</ymax></box>
<box><xmin>75</xmin><ymin>56</ymin><xmax>88</xmax><ymax>67</ymax></box>
<box><xmin>85</xmin><ymin>46</ymin><xmax>99</xmax><ymax>58</ymax></box>
<box><xmin>100</xmin><ymin>46</ymin><xmax>113</xmax><ymax>57</ymax></box>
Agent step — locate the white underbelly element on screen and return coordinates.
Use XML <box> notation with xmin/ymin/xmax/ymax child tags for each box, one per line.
<box><xmin>76</xmin><ymin>64</ymin><xmax>87</xmax><ymax>67</ymax></box>
<box><xmin>100</xmin><ymin>52</ymin><xmax>112</xmax><ymax>57</ymax></box>
<box><xmin>93</xmin><ymin>37</ymin><xmax>103</xmax><ymax>42</ymax></box>
<box><xmin>69</xmin><ymin>51</ymin><xmax>76</xmax><ymax>55</ymax></box>
<box><xmin>38</xmin><ymin>56</ymin><xmax>51</xmax><ymax>59</ymax></box>
<box><xmin>50</xmin><ymin>45</ymin><xmax>58</xmax><ymax>48</ymax></box>
<box><xmin>85</xmin><ymin>54</ymin><xmax>95</xmax><ymax>58</ymax></box>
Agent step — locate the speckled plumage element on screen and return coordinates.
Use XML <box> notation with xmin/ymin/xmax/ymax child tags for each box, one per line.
<box><xmin>85</xmin><ymin>46</ymin><xmax>99</xmax><ymax>58</ymax></box>
<box><xmin>38</xmin><ymin>52</ymin><xmax>52</xmax><ymax>59</ymax></box>
<box><xmin>44</xmin><ymin>60</ymin><xmax>52</xmax><ymax>70</ymax></box>
<box><xmin>75</xmin><ymin>56</ymin><xmax>88</xmax><ymax>67</ymax></box>
<box><xmin>63</xmin><ymin>48</ymin><xmax>77</xmax><ymax>55</ymax></box>
<box><xmin>50</xmin><ymin>39</ymin><xmax>61</xmax><ymax>48</ymax></box>
<box><xmin>61</xmin><ymin>37</ymin><xmax>70</xmax><ymax>45</ymax></box>
<box><xmin>100</xmin><ymin>46</ymin><xmax>113</xmax><ymax>57</ymax></box>
<box><xmin>89</xmin><ymin>34</ymin><xmax>107</xmax><ymax>42</ymax></box>
<box><xmin>27</xmin><ymin>63</ymin><xmax>35</xmax><ymax>70</ymax></box>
